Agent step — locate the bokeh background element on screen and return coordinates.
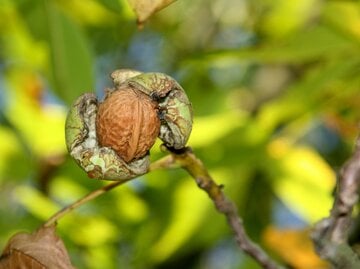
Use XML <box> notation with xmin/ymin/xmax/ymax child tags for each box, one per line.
<box><xmin>1</xmin><ymin>0</ymin><xmax>360</xmax><ymax>268</ymax></box>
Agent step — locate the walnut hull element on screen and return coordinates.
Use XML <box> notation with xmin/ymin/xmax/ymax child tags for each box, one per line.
<box><xmin>96</xmin><ymin>87</ymin><xmax>160</xmax><ymax>163</ymax></box>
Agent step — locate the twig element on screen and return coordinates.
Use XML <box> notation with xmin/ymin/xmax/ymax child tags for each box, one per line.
<box><xmin>166</xmin><ymin>147</ymin><xmax>284</xmax><ymax>269</ymax></box>
<box><xmin>43</xmin><ymin>155</ymin><xmax>174</xmax><ymax>227</ymax></box>
<box><xmin>43</xmin><ymin>148</ymin><xmax>283</xmax><ymax>269</ymax></box>
<box><xmin>312</xmin><ymin>136</ymin><xmax>360</xmax><ymax>268</ymax></box>
<box><xmin>43</xmin><ymin>180</ymin><xmax>123</xmax><ymax>227</ymax></box>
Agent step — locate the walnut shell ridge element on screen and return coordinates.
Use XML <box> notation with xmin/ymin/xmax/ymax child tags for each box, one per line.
<box><xmin>96</xmin><ymin>86</ymin><xmax>160</xmax><ymax>163</ymax></box>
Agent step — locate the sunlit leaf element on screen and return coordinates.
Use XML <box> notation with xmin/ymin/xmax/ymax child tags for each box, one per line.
<box><xmin>259</xmin><ymin>0</ymin><xmax>321</xmax><ymax>37</ymax></box>
<box><xmin>267</xmin><ymin>138</ymin><xmax>335</xmax><ymax>223</ymax></box>
<box><xmin>15</xmin><ymin>185</ymin><xmax>60</xmax><ymax>220</ymax></box>
<box><xmin>84</xmin><ymin>245</ymin><xmax>117</xmax><ymax>269</ymax></box>
<box><xmin>113</xmin><ymin>186</ymin><xmax>149</xmax><ymax>222</ymax></box>
<box><xmin>67</xmin><ymin>216</ymin><xmax>119</xmax><ymax>247</ymax></box>
<box><xmin>189</xmin><ymin>111</ymin><xmax>247</xmax><ymax>148</ymax></box>
<box><xmin>50</xmin><ymin>176</ymin><xmax>89</xmax><ymax>204</ymax></box>
<box><xmin>5</xmin><ymin>75</ymin><xmax>67</xmax><ymax>156</ymax></box>
<box><xmin>56</xmin><ymin>0</ymin><xmax>118</xmax><ymax>26</ymax></box>
<box><xmin>0</xmin><ymin>2</ymin><xmax>47</xmax><ymax>70</ymax></box>
<box><xmin>323</xmin><ymin>1</ymin><xmax>360</xmax><ymax>41</ymax></box>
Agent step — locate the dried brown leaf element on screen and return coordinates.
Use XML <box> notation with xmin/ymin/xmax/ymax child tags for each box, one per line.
<box><xmin>0</xmin><ymin>225</ymin><xmax>74</xmax><ymax>269</ymax></box>
<box><xmin>127</xmin><ymin>0</ymin><xmax>177</xmax><ymax>26</ymax></box>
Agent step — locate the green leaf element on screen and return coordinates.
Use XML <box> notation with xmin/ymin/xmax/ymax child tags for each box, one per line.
<box><xmin>44</xmin><ymin>1</ymin><xmax>94</xmax><ymax>104</ymax></box>
<box><xmin>0</xmin><ymin>127</ymin><xmax>32</xmax><ymax>182</ymax></box>
<box><xmin>150</xmin><ymin>177</ymin><xmax>210</xmax><ymax>262</ymax></box>
<box><xmin>256</xmin><ymin>57</ymin><xmax>360</xmax><ymax>134</ymax></box>
<box><xmin>323</xmin><ymin>1</ymin><xmax>360</xmax><ymax>41</ymax></box>
<box><xmin>98</xmin><ymin>0</ymin><xmax>123</xmax><ymax>12</ymax></box>
<box><xmin>201</xmin><ymin>25</ymin><xmax>356</xmax><ymax>64</ymax></box>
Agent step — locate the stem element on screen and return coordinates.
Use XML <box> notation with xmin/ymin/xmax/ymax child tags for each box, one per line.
<box><xmin>43</xmin><ymin>181</ymin><xmax>123</xmax><ymax>227</ymax></box>
<box><xmin>43</xmin><ymin>148</ymin><xmax>283</xmax><ymax>269</ymax></box>
<box><xmin>43</xmin><ymin>155</ymin><xmax>173</xmax><ymax>228</ymax></box>
<box><xmin>166</xmin><ymin>147</ymin><xmax>284</xmax><ymax>269</ymax></box>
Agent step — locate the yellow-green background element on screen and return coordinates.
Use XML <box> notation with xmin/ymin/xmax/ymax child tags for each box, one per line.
<box><xmin>1</xmin><ymin>0</ymin><xmax>359</xmax><ymax>268</ymax></box>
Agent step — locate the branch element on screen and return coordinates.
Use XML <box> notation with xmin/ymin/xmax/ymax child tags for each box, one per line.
<box><xmin>43</xmin><ymin>155</ymin><xmax>174</xmax><ymax>228</ymax></box>
<box><xmin>166</xmin><ymin>147</ymin><xmax>284</xmax><ymax>269</ymax></box>
<box><xmin>312</xmin><ymin>136</ymin><xmax>360</xmax><ymax>268</ymax></box>
<box><xmin>43</xmin><ymin>148</ymin><xmax>283</xmax><ymax>269</ymax></box>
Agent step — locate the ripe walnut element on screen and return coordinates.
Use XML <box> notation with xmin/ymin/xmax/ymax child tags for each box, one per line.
<box><xmin>96</xmin><ymin>87</ymin><xmax>160</xmax><ymax>163</ymax></box>
<box><xmin>65</xmin><ymin>69</ymin><xmax>192</xmax><ymax>181</ymax></box>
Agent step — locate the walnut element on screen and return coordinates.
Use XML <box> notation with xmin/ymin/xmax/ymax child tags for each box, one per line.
<box><xmin>65</xmin><ymin>70</ymin><xmax>192</xmax><ymax>181</ymax></box>
<box><xmin>96</xmin><ymin>86</ymin><xmax>160</xmax><ymax>163</ymax></box>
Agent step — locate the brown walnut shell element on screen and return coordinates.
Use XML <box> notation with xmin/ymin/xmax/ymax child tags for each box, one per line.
<box><xmin>96</xmin><ymin>87</ymin><xmax>160</xmax><ymax>162</ymax></box>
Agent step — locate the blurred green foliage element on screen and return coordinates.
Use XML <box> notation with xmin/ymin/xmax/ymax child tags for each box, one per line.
<box><xmin>1</xmin><ymin>0</ymin><xmax>360</xmax><ymax>268</ymax></box>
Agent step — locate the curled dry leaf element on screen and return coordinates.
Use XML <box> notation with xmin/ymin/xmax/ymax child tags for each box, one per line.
<box><xmin>127</xmin><ymin>0</ymin><xmax>177</xmax><ymax>26</ymax></box>
<box><xmin>0</xmin><ymin>225</ymin><xmax>74</xmax><ymax>269</ymax></box>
